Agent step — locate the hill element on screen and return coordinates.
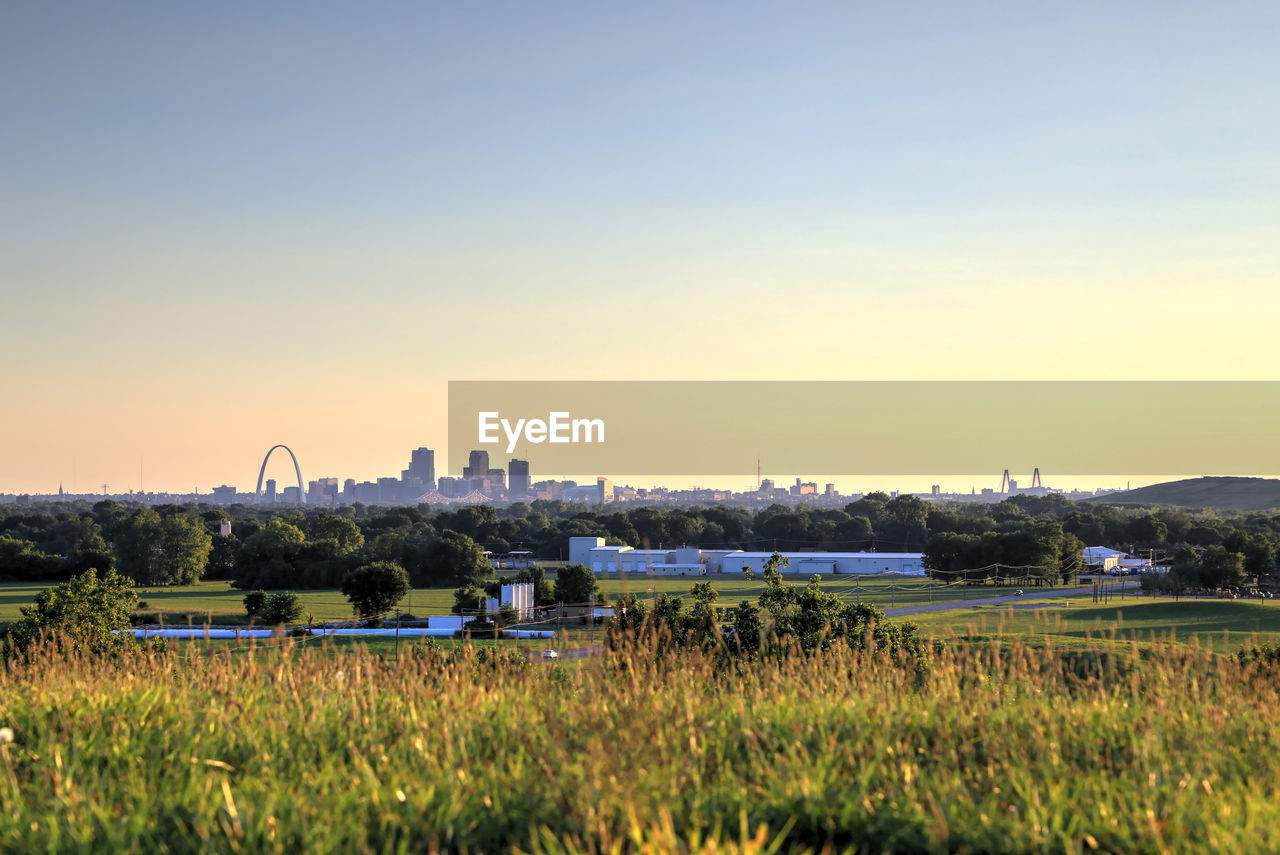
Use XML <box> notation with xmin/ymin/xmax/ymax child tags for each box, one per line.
<box><xmin>1088</xmin><ymin>476</ymin><xmax>1280</xmax><ymax>511</ymax></box>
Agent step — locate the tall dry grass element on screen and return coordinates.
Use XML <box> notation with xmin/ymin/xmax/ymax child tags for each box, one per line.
<box><xmin>0</xmin><ymin>636</ymin><xmax>1277</xmax><ymax>853</ymax></box>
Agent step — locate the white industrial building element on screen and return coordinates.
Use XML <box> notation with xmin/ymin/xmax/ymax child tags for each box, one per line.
<box><xmin>568</xmin><ymin>537</ymin><xmax>924</xmax><ymax>577</ymax></box>
<box><xmin>1082</xmin><ymin>546</ymin><xmax>1126</xmax><ymax>573</ymax></box>
<box><xmin>485</xmin><ymin>581</ymin><xmax>535</xmax><ymax>619</ymax></box>
<box><xmin>731</xmin><ymin>551</ymin><xmax>924</xmax><ymax>576</ymax></box>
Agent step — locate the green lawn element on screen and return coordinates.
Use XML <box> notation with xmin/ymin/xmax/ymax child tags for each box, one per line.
<box><xmin>0</xmin><ymin>574</ymin><xmax>1025</xmax><ymax>624</ymax></box>
<box><xmin>911</xmin><ymin>597</ymin><xmax>1280</xmax><ymax>650</ymax></box>
<box><xmin>0</xmin><ymin>580</ymin><xmax>457</xmax><ymax>624</ymax></box>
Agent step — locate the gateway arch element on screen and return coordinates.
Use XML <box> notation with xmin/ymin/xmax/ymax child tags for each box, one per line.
<box><xmin>255</xmin><ymin>444</ymin><xmax>305</xmax><ymax>504</ymax></box>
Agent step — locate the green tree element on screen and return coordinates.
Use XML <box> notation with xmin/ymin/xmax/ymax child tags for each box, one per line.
<box><xmin>1126</xmin><ymin>514</ymin><xmax>1169</xmax><ymax>545</ymax></box>
<box><xmin>883</xmin><ymin>495</ymin><xmax>930</xmax><ymax>550</ymax></box>
<box><xmin>258</xmin><ymin>591</ymin><xmax>304</xmax><ymax>626</ymax></box>
<box><xmin>1199</xmin><ymin>546</ymin><xmax>1245</xmax><ymax>589</ymax></box>
<box><xmin>681</xmin><ymin>581</ymin><xmax>720</xmax><ymax>643</ymax></box>
<box><xmin>307</xmin><ymin>514</ymin><xmax>365</xmax><ymax>555</ymax></box>
<box><xmin>417</xmin><ymin>530</ymin><xmax>491</xmax><ymax>587</ymax></box>
<box><xmin>113</xmin><ymin>509</ymin><xmax>212</xmax><ymax>586</ymax></box>
<box><xmin>553</xmin><ymin>563</ymin><xmax>599</xmax><ymax>604</ymax></box>
<box><xmin>0</xmin><ymin>535</ymin><xmax>61</xmax><ymax>581</ymax></box>
<box><xmin>786</xmin><ymin>575</ymin><xmax>847</xmax><ymax>651</ymax></box>
<box><xmin>206</xmin><ymin>534</ymin><xmax>239</xmax><ymax>579</ymax></box>
<box><xmin>496</xmin><ymin>602</ymin><xmax>519</xmax><ymax>628</ymax></box>
<box><xmin>755</xmin><ymin>553</ymin><xmax>794</xmax><ymax>621</ymax></box>
<box><xmin>341</xmin><ymin>562</ymin><xmax>410</xmax><ymax>619</ymax></box>
<box><xmin>452</xmin><ymin>583</ymin><xmax>487</xmax><ymax>615</ymax></box>
<box><xmin>243</xmin><ymin>590</ymin><xmax>266</xmax><ymax>618</ymax></box>
<box><xmin>6</xmin><ymin>568</ymin><xmax>138</xmax><ymax>654</ymax></box>
<box><xmin>234</xmin><ymin>519</ymin><xmax>307</xmax><ymax>589</ymax></box>
<box><xmin>729</xmin><ymin>599</ymin><xmax>762</xmax><ymax>657</ymax></box>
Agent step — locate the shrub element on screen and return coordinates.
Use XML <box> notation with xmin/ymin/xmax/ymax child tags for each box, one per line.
<box><xmin>243</xmin><ymin>590</ymin><xmax>267</xmax><ymax>618</ymax></box>
<box><xmin>257</xmin><ymin>591</ymin><xmax>304</xmax><ymax>626</ymax></box>
<box><xmin>6</xmin><ymin>568</ymin><xmax>138</xmax><ymax>655</ymax></box>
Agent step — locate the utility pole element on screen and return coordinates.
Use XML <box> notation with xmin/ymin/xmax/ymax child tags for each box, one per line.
<box><xmin>394</xmin><ymin>608</ymin><xmax>400</xmax><ymax>661</ymax></box>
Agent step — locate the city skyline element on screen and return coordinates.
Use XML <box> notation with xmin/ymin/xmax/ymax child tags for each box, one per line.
<box><xmin>0</xmin><ymin>435</ymin><xmax>1200</xmax><ymax>504</ymax></box>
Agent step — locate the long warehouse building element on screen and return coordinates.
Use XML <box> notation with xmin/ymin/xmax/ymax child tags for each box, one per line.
<box><xmin>568</xmin><ymin>537</ymin><xmax>924</xmax><ymax>576</ymax></box>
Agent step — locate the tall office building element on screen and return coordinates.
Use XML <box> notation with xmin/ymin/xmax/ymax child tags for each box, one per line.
<box><xmin>265</xmin><ymin>478</ymin><xmax>277</xmax><ymax>503</ymax></box>
<box><xmin>463</xmin><ymin>450</ymin><xmax>490</xmax><ymax>479</ymax></box>
<box><xmin>407</xmin><ymin>447</ymin><xmax>435</xmax><ymax>490</ymax></box>
<box><xmin>509</xmin><ymin>459</ymin><xmax>530</xmax><ymax>497</ymax></box>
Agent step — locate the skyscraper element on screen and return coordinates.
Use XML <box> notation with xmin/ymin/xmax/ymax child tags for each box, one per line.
<box><xmin>509</xmin><ymin>459</ymin><xmax>530</xmax><ymax>497</ymax></box>
<box><xmin>463</xmin><ymin>450</ymin><xmax>489</xmax><ymax>479</ymax></box>
<box><xmin>408</xmin><ymin>447</ymin><xmax>435</xmax><ymax>490</ymax></box>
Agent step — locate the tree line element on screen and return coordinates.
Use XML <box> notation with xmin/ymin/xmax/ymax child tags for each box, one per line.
<box><xmin>1</xmin><ymin>493</ymin><xmax>1278</xmax><ymax>591</ymax></box>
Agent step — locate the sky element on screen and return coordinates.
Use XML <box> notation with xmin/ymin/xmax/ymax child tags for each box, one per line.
<box><xmin>2</xmin><ymin>1</ymin><xmax>1278</xmax><ymax>495</ymax></box>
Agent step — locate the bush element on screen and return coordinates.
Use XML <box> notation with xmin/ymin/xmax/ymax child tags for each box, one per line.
<box><xmin>257</xmin><ymin>591</ymin><xmax>304</xmax><ymax>626</ymax></box>
<box><xmin>243</xmin><ymin>590</ymin><xmax>267</xmax><ymax>618</ymax></box>
<box><xmin>6</xmin><ymin>568</ymin><xmax>138</xmax><ymax>655</ymax></box>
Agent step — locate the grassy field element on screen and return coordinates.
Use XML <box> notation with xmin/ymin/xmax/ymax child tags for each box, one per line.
<box><xmin>911</xmin><ymin>597</ymin><xmax>1280</xmax><ymax>651</ymax></box>
<box><xmin>0</xmin><ymin>574</ymin><xmax>1068</xmax><ymax>624</ymax></box>
<box><xmin>3</xmin><ymin>635</ymin><xmax>1280</xmax><ymax>852</ymax></box>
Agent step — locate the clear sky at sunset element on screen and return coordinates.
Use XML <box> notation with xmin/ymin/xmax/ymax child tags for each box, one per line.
<box><xmin>2</xmin><ymin>2</ymin><xmax>1277</xmax><ymax>495</ymax></box>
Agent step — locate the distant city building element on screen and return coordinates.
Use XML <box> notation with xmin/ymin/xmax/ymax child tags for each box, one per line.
<box><xmin>211</xmin><ymin>484</ymin><xmax>237</xmax><ymax>504</ymax></box>
<box><xmin>790</xmin><ymin>478</ymin><xmax>817</xmax><ymax>497</ymax></box>
<box><xmin>407</xmin><ymin>447</ymin><xmax>436</xmax><ymax>490</ymax></box>
<box><xmin>463</xmin><ymin>451</ymin><xmax>489</xmax><ymax>479</ymax></box>
<box><xmin>509</xmin><ymin>459</ymin><xmax>530</xmax><ymax>497</ymax></box>
<box><xmin>308</xmin><ymin>477</ymin><xmax>340</xmax><ymax>504</ymax></box>
<box><xmin>264</xmin><ymin>479</ymin><xmax>277</xmax><ymax>503</ymax></box>
<box><xmin>461</xmin><ymin>449</ymin><xmax>505</xmax><ymax>493</ymax></box>
<box><xmin>376</xmin><ymin>477</ymin><xmax>401</xmax><ymax>503</ymax></box>
<box><xmin>530</xmin><ymin>479</ymin><xmax>576</xmax><ymax>500</ymax></box>
<box><xmin>436</xmin><ymin>476</ymin><xmax>466</xmax><ymax>499</ymax></box>
<box><xmin>401</xmin><ymin>476</ymin><xmax>425</xmax><ymax>499</ymax></box>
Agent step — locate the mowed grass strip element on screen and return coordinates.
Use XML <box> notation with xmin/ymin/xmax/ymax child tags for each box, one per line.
<box><xmin>2</xmin><ymin>638</ymin><xmax>1280</xmax><ymax>853</ymax></box>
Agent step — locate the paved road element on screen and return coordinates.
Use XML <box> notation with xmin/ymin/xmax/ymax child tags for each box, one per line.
<box><xmin>883</xmin><ymin>586</ymin><xmax>1095</xmax><ymax>618</ymax></box>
